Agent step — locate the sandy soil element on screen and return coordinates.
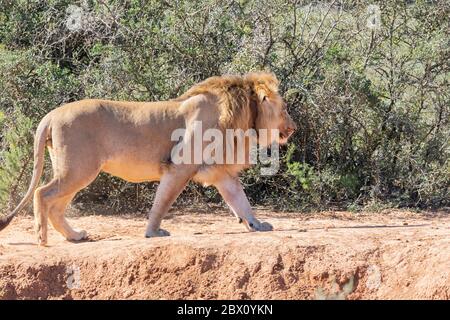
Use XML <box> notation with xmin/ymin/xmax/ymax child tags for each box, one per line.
<box><xmin>0</xmin><ymin>209</ymin><xmax>449</xmax><ymax>300</ymax></box>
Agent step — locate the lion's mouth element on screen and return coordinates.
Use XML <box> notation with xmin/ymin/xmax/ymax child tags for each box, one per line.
<box><xmin>279</xmin><ymin>130</ymin><xmax>293</xmax><ymax>143</ymax></box>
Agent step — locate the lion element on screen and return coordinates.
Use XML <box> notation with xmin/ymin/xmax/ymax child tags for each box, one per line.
<box><xmin>0</xmin><ymin>72</ymin><xmax>296</xmax><ymax>245</ymax></box>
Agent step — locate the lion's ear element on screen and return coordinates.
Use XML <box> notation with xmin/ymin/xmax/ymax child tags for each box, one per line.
<box><xmin>245</xmin><ymin>72</ymin><xmax>279</xmax><ymax>104</ymax></box>
<box><xmin>255</xmin><ymin>87</ymin><xmax>267</xmax><ymax>104</ymax></box>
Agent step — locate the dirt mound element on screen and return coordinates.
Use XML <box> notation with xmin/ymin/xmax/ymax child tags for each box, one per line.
<box><xmin>0</xmin><ymin>210</ymin><xmax>449</xmax><ymax>299</ymax></box>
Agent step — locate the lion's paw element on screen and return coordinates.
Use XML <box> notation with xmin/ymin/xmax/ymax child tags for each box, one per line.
<box><xmin>67</xmin><ymin>230</ymin><xmax>88</xmax><ymax>242</ymax></box>
<box><xmin>37</xmin><ymin>237</ymin><xmax>48</xmax><ymax>247</ymax></box>
<box><xmin>258</xmin><ymin>221</ymin><xmax>274</xmax><ymax>231</ymax></box>
<box><xmin>247</xmin><ymin>220</ymin><xmax>273</xmax><ymax>232</ymax></box>
<box><xmin>145</xmin><ymin>228</ymin><xmax>171</xmax><ymax>238</ymax></box>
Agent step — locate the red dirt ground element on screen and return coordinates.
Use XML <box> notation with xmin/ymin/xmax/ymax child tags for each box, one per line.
<box><xmin>0</xmin><ymin>210</ymin><xmax>449</xmax><ymax>300</ymax></box>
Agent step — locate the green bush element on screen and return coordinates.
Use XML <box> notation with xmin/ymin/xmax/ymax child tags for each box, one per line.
<box><xmin>0</xmin><ymin>0</ymin><xmax>448</xmax><ymax>215</ymax></box>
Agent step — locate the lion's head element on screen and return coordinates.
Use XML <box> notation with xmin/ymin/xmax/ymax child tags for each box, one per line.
<box><xmin>245</xmin><ymin>72</ymin><xmax>297</xmax><ymax>146</ymax></box>
<box><xmin>176</xmin><ymin>72</ymin><xmax>297</xmax><ymax>146</ymax></box>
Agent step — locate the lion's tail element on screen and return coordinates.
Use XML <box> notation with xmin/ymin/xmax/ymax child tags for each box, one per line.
<box><xmin>0</xmin><ymin>116</ymin><xmax>51</xmax><ymax>232</ymax></box>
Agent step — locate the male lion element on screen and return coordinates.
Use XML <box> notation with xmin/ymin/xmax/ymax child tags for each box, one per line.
<box><xmin>0</xmin><ymin>72</ymin><xmax>296</xmax><ymax>245</ymax></box>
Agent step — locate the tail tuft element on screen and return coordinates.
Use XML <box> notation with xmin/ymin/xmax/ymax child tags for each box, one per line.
<box><xmin>0</xmin><ymin>214</ymin><xmax>15</xmax><ymax>232</ymax></box>
<box><xmin>0</xmin><ymin>115</ymin><xmax>50</xmax><ymax>234</ymax></box>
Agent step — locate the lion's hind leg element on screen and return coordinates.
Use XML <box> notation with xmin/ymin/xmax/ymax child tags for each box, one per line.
<box><xmin>34</xmin><ymin>165</ymin><xmax>99</xmax><ymax>244</ymax></box>
<box><xmin>33</xmin><ymin>180</ymin><xmax>86</xmax><ymax>244</ymax></box>
<box><xmin>34</xmin><ymin>185</ymin><xmax>50</xmax><ymax>246</ymax></box>
<box><xmin>48</xmin><ymin>192</ymin><xmax>87</xmax><ymax>242</ymax></box>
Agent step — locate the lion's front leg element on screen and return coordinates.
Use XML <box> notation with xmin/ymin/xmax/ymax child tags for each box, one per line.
<box><xmin>214</xmin><ymin>176</ymin><xmax>273</xmax><ymax>232</ymax></box>
<box><xmin>145</xmin><ymin>167</ymin><xmax>196</xmax><ymax>238</ymax></box>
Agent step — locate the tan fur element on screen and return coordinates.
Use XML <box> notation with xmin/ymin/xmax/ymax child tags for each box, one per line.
<box><xmin>0</xmin><ymin>72</ymin><xmax>297</xmax><ymax>245</ymax></box>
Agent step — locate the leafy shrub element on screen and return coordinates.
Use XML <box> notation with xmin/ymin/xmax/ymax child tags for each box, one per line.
<box><xmin>0</xmin><ymin>0</ymin><xmax>448</xmax><ymax>215</ymax></box>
